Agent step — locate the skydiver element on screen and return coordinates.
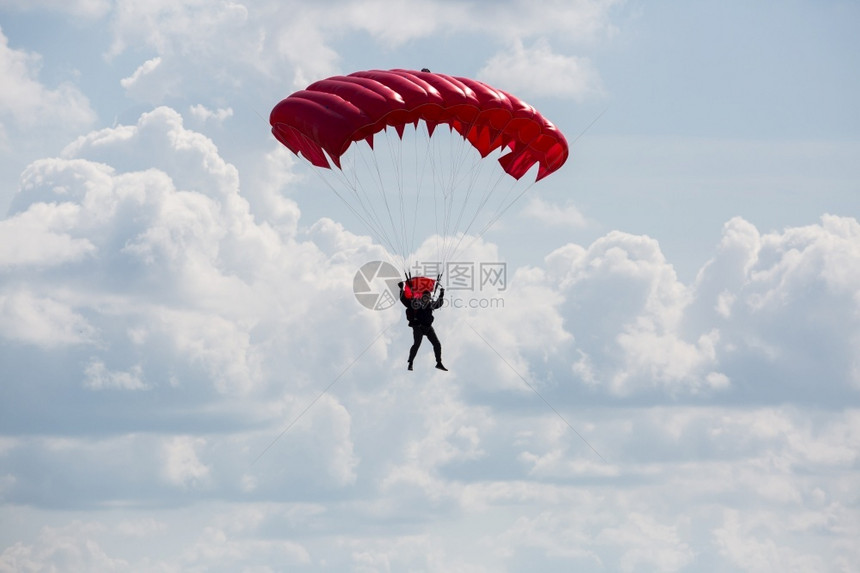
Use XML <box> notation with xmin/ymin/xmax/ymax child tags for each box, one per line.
<box><xmin>399</xmin><ymin>282</ymin><xmax>447</xmax><ymax>371</ymax></box>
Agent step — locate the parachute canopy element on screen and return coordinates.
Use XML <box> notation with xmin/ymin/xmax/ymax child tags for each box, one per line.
<box><xmin>270</xmin><ymin>69</ymin><xmax>568</xmax><ymax>182</ymax></box>
<box><xmin>402</xmin><ymin>276</ymin><xmax>436</xmax><ymax>300</ymax></box>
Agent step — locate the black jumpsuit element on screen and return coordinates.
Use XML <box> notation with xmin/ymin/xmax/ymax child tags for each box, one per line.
<box><xmin>401</xmin><ymin>288</ymin><xmax>444</xmax><ymax>366</ymax></box>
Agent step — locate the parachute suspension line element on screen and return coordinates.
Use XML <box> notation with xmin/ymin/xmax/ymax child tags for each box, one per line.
<box><xmin>440</xmin><ymin>131</ymin><xmax>493</xmax><ymax>265</ymax></box>
<box><xmin>442</xmin><ymin>109</ymin><xmax>511</xmax><ymax>267</ymax></box>
<box><xmin>443</xmin><ymin>126</ymin><xmax>475</xmax><ymax>234</ymax></box>
<box><xmin>442</xmin><ymin>156</ymin><xmax>509</xmax><ymax>264</ymax></box>
<box><xmin>463</xmin><ymin>177</ymin><xmax>538</xmax><ymax>257</ymax></box>
<box><xmin>446</xmin><ymin>132</ymin><xmax>474</xmax><ymax>247</ymax></box>
<box><xmin>393</xmin><ymin>126</ymin><xmax>408</xmax><ymax>265</ymax></box>
<box><xmin>429</xmin><ymin>121</ymin><xmax>480</xmax><ymax>271</ymax></box>
<box><xmin>477</xmin><ymin>175</ymin><xmax>537</xmax><ymax>238</ymax></box>
<box><xmin>424</xmin><ymin>127</ymin><xmax>443</xmax><ymax>268</ymax></box>
<box><xmin>340</xmin><ymin>150</ymin><xmax>402</xmax><ymax>260</ymax></box>
<box><xmin>439</xmin><ymin>131</ymin><xmax>455</xmax><ymax>266</ymax></box>
<box><xmin>309</xmin><ymin>164</ymin><xmax>401</xmax><ymax>271</ymax></box>
<box><xmin>377</xmin><ymin>127</ymin><xmax>404</xmax><ymax>262</ymax></box>
<box><xmin>409</xmin><ymin>123</ymin><xmax>433</xmax><ymax>269</ymax></box>
<box><xmin>312</xmin><ymin>169</ymin><xmax>398</xmax><ymax>274</ymax></box>
<box><xmin>437</xmin><ymin>125</ymin><xmax>466</xmax><ymax>266</ymax></box>
<box><xmin>436</xmin><ymin>133</ymin><xmax>467</xmax><ymax>267</ymax></box>
<box><xmin>333</xmin><ymin>145</ymin><xmax>397</xmax><ymax>250</ymax></box>
<box><xmin>363</xmin><ymin>132</ymin><xmax>404</xmax><ymax>263</ymax></box>
<box><xmin>322</xmin><ymin>144</ymin><xmax>409</xmax><ymax>271</ymax></box>
<box><xmin>388</xmin><ymin>126</ymin><xmax>412</xmax><ymax>266</ymax></box>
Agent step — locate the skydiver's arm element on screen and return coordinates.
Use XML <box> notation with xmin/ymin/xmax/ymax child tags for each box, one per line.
<box><xmin>433</xmin><ymin>288</ymin><xmax>444</xmax><ymax>309</ymax></box>
<box><xmin>399</xmin><ymin>282</ymin><xmax>410</xmax><ymax>307</ymax></box>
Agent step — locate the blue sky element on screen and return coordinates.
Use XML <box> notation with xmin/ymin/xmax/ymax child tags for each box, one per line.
<box><xmin>1</xmin><ymin>1</ymin><xmax>859</xmax><ymax>571</ymax></box>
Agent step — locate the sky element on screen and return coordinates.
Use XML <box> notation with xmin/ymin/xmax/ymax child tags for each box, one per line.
<box><xmin>1</xmin><ymin>0</ymin><xmax>859</xmax><ymax>571</ymax></box>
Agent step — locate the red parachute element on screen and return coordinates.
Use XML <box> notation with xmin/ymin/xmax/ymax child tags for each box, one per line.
<box><xmin>270</xmin><ymin>69</ymin><xmax>568</xmax><ymax>182</ymax></box>
<box><xmin>270</xmin><ymin>69</ymin><xmax>568</xmax><ymax>274</ymax></box>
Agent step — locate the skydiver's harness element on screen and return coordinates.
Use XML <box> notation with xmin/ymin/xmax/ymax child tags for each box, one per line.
<box><xmin>403</xmin><ymin>272</ymin><xmax>441</xmax><ymax>328</ymax></box>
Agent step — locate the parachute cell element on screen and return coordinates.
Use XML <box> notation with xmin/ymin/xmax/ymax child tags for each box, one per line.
<box><xmin>270</xmin><ymin>69</ymin><xmax>568</xmax><ymax>182</ymax></box>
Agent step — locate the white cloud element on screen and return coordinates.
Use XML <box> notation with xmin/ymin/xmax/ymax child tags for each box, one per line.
<box><xmin>161</xmin><ymin>436</ymin><xmax>210</xmax><ymax>488</ymax></box>
<box><xmin>115</xmin><ymin>518</ymin><xmax>167</xmax><ymax>537</ymax></box>
<box><xmin>689</xmin><ymin>215</ymin><xmax>860</xmax><ymax>396</ymax></box>
<box><xmin>596</xmin><ymin>513</ymin><xmax>695</xmax><ymax>573</ymax></box>
<box><xmin>0</xmin><ymin>522</ymin><xmax>130</xmax><ymax>572</ymax></box>
<box><xmin>541</xmin><ymin>230</ymin><xmax>722</xmax><ymax>395</ymax></box>
<box><xmin>188</xmin><ymin>103</ymin><xmax>233</xmax><ymax>125</ymax></box>
<box><xmin>2</xmin><ymin>3</ymin><xmax>860</xmax><ymax>571</ymax></box>
<box><xmin>100</xmin><ymin>1</ymin><xmax>617</xmax><ymax>98</ymax></box>
<box><xmin>120</xmin><ymin>57</ymin><xmax>162</xmax><ymax>91</ymax></box>
<box><xmin>338</xmin><ymin>0</ymin><xmax>456</xmax><ymax>47</ymax></box>
<box><xmin>119</xmin><ymin>56</ymin><xmax>176</xmax><ymax>103</ymax></box>
<box><xmin>0</xmin><ymin>201</ymin><xmax>96</xmax><ymax>266</ymax></box>
<box><xmin>180</xmin><ymin>524</ymin><xmax>311</xmax><ymax>570</ymax></box>
<box><xmin>107</xmin><ymin>0</ymin><xmax>251</xmax><ymax>59</ymax></box>
<box><xmin>522</xmin><ymin>196</ymin><xmax>589</xmax><ymax>229</ymax></box>
<box><xmin>0</xmin><ymin>0</ymin><xmax>112</xmax><ymax>19</ymax></box>
<box><xmin>713</xmin><ymin>510</ymin><xmax>830</xmax><ymax>573</ymax></box>
<box><xmin>0</xmin><ymin>28</ymin><xmax>95</xmax><ymax>142</ymax></box>
<box><xmin>479</xmin><ymin>38</ymin><xmax>604</xmax><ymax>100</ymax></box>
<box><xmin>519</xmin><ymin>215</ymin><xmax>860</xmax><ymax>399</ymax></box>
<box><xmin>0</xmin><ymin>290</ymin><xmax>96</xmax><ymax>348</ymax></box>
<box><xmin>84</xmin><ymin>359</ymin><xmax>148</xmax><ymax>390</ymax></box>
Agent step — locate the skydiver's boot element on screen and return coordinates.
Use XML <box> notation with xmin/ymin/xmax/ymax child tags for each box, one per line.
<box><xmin>407</xmin><ymin>360</ymin><xmax>413</xmax><ymax>371</ymax></box>
<box><xmin>435</xmin><ymin>362</ymin><xmax>448</xmax><ymax>371</ymax></box>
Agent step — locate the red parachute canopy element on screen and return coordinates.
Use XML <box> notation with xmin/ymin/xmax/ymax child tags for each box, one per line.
<box><xmin>270</xmin><ymin>69</ymin><xmax>568</xmax><ymax>181</ymax></box>
<box><xmin>403</xmin><ymin>277</ymin><xmax>436</xmax><ymax>300</ymax></box>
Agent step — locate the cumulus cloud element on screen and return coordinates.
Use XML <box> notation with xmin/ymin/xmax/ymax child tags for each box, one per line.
<box><xmin>162</xmin><ymin>436</ymin><xmax>210</xmax><ymax>488</ymax></box>
<box><xmin>497</xmin><ymin>215</ymin><xmax>860</xmax><ymax>402</ymax></box>
<box><xmin>540</xmin><ymin>230</ymin><xmax>723</xmax><ymax>396</ymax></box>
<box><xmin>479</xmin><ymin>38</ymin><xmax>604</xmax><ymax>99</ymax></box>
<box><xmin>0</xmin><ymin>105</ymin><xmax>386</xmax><ymax>505</ymax></box>
<box><xmin>118</xmin><ymin>56</ymin><xmax>178</xmax><ymax>103</ymax></box>
<box><xmin>0</xmin><ymin>290</ymin><xmax>96</xmax><ymax>348</ymax></box>
<box><xmin>84</xmin><ymin>359</ymin><xmax>148</xmax><ymax>390</ymax></box>
<box><xmin>188</xmin><ymin>103</ymin><xmax>233</xmax><ymax>125</ymax></box>
<box><xmin>3</xmin><ymin>111</ymin><xmax>859</xmax><ymax>567</ymax></box>
<box><xmin>101</xmin><ymin>1</ymin><xmax>617</xmax><ymax>97</ymax></box>
<box><xmin>689</xmin><ymin>215</ymin><xmax>860</xmax><ymax>400</ymax></box>
<box><xmin>0</xmin><ymin>201</ymin><xmax>96</xmax><ymax>266</ymax></box>
<box><xmin>596</xmin><ymin>513</ymin><xmax>695</xmax><ymax>572</ymax></box>
<box><xmin>107</xmin><ymin>0</ymin><xmax>251</xmax><ymax>59</ymax></box>
<box><xmin>2</xmin><ymin>3</ymin><xmax>859</xmax><ymax>570</ymax></box>
<box><xmin>0</xmin><ymin>28</ymin><xmax>95</xmax><ymax>144</ymax></box>
<box><xmin>120</xmin><ymin>56</ymin><xmax>162</xmax><ymax>91</ymax></box>
<box><xmin>0</xmin><ymin>0</ymin><xmax>112</xmax><ymax>19</ymax></box>
<box><xmin>522</xmin><ymin>196</ymin><xmax>589</xmax><ymax>228</ymax></box>
<box><xmin>0</xmin><ymin>522</ymin><xmax>130</xmax><ymax>572</ymax></box>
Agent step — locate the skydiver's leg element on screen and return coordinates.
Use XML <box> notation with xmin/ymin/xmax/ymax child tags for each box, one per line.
<box><xmin>408</xmin><ymin>327</ymin><xmax>423</xmax><ymax>365</ymax></box>
<box><xmin>426</xmin><ymin>327</ymin><xmax>442</xmax><ymax>364</ymax></box>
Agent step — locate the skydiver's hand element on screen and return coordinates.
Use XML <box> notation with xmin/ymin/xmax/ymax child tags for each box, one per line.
<box><xmin>440</xmin><ymin>288</ymin><xmax>445</xmax><ymax>295</ymax></box>
<box><xmin>398</xmin><ymin>281</ymin><xmax>404</xmax><ymax>289</ymax></box>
